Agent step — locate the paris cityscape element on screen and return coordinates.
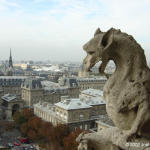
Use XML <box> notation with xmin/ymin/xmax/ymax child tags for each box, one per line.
<box><xmin>0</xmin><ymin>0</ymin><xmax>150</xmax><ymax>150</ymax></box>
<box><xmin>0</xmin><ymin>49</ymin><xmax>115</xmax><ymax>150</ymax></box>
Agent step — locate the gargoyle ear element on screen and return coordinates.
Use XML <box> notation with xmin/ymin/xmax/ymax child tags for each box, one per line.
<box><xmin>101</xmin><ymin>28</ymin><xmax>114</xmax><ymax>48</ymax></box>
<box><xmin>94</xmin><ymin>28</ymin><xmax>101</xmax><ymax>36</ymax></box>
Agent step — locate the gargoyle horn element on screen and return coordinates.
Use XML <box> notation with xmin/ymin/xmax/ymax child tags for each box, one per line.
<box><xmin>94</xmin><ymin>28</ymin><xmax>102</xmax><ymax>36</ymax></box>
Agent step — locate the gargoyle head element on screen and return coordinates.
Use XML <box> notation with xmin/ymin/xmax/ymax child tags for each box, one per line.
<box><xmin>83</xmin><ymin>28</ymin><xmax>114</xmax><ymax>72</ymax></box>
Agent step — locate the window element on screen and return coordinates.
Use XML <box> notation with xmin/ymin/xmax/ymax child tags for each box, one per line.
<box><xmin>80</xmin><ymin>114</ymin><xmax>84</xmax><ymax>120</ymax></box>
<box><xmin>85</xmin><ymin>124</ymin><xmax>88</xmax><ymax>130</ymax></box>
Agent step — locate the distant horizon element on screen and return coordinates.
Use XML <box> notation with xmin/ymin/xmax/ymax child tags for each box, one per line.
<box><xmin>1</xmin><ymin>50</ymin><xmax>150</xmax><ymax>65</ymax></box>
<box><xmin>0</xmin><ymin>56</ymin><xmax>83</xmax><ymax>63</ymax></box>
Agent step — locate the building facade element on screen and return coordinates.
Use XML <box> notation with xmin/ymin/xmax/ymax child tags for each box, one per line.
<box><xmin>34</xmin><ymin>94</ymin><xmax>106</xmax><ymax>130</ymax></box>
<box><xmin>21</xmin><ymin>78</ymin><xmax>44</xmax><ymax>107</ymax></box>
<box><xmin>0</xmin><ymin>94</ymin><xmax>23</xmax><ymax>120</ymax></box>
<box><xmin>79</xmin><ymin>88</ymin><xmax>106</xmax><ymax>117</ymax></box>
<box><xmin>0</xmin><ymin>76</ymin><xmax>28</xmax><ymax>95</ymax></box>
<box><xmin>59</xmin><ymin>76</ymin><xmax>107</xmax><ymax>91</ymax></box>
<box><xmin>34</xmin><ymin>97</ymin><xmax>93</xmax><ymax>130</ymax></box>
<box><xmin>77</xmin><ymin>77</ymin><xmax>107</xmax><ymax>91</ymax></box>
<box><xmin>22</xmin><ymin>78</ymin><xmax>79</xmax><ymax>107</ymax></box>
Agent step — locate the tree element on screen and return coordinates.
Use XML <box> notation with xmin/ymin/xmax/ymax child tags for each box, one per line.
<box><xmin>21</xmin><ymin>122</ymin><xmax>29</xmax><ymax>136</ymax></box>
<box><xmin>63</xmin><ymin>128</ymin><xmax>83</xmax><ymax>150</ymax></box>
<box><xmin>13</xmin><ymin>108</ymin><xmax>34</xmax><ymax>126</ymax></box>
<box><xmin>28</xmin><ymin>116</ymin><xmax>42</xmax><ymax>131</ymax></box>
<box><xmin>13</xmin><ymin>111</ymin><xmax>27</xmax><ymax>126</ymax></box>
<box><xmin>37</xmin><ymin>122</ymin><xmax>53</xmax><ymax>140</ymax></box>
<box><xmin>27</xmin><ymin>129</ymin><xmax>37</xmax><ymax>140</ymax></box>
<box><xmin>52</xmin><ymin>124</ymin><xmax>70</xmax><ymax>146</ymax></box>
<box><xmin>13</xmin><ymin>108</ymin><xmax>86</xmax><ymax>150</ymax></box>
<box><xmin>23</xmin><ymin>108</ymin><xmax>34</xmax><ymax>120</ymax></box>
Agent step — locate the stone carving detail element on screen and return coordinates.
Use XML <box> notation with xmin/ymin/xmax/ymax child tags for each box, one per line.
<box><xmin>77</xmin><ymin>28</ymin><xmax>150</xmax><ymax>150</ymax></box>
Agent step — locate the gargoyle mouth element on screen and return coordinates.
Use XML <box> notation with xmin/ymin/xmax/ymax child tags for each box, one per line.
<box><xmin>88</xmin><ymin>63</ymin><xmax>95</xmax><ymax>72</ymax></box>
<box><xmin>83</xmin><ymin>54</ymin><xmax>101</xmax><ymax>72</ymax></box>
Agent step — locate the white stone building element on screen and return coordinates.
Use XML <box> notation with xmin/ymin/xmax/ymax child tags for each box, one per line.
<box><xmin>34</xmin><ymin>93</ymin><xmax>107</xmax><ymax>130</ymax></box>
<box><xmin>77</xmin><ymin>77</ymin><xmax>107</xmax><ymax>91</ymax></box>
<box><xmin>34</xmin><ymin>97</ymin><xmax>92</xmax><ymax>130</ymax></box>
<box><xmin>80</xmin><ymin>88</ymin><xmax>106</xmax><ymax>117</ymax></box>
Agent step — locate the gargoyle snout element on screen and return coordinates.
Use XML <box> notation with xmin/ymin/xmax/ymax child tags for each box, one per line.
<box><xmin>83</xmin><ymin>44</ymin><xmax>88</xmax><ymax>51</ymax></box>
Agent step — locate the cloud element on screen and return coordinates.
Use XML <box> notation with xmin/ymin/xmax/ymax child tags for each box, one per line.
<box><xmin>33</xmin><ymin>0</ymin><xmax>46</xmax><ymax>3</ymax></box>
<box><xmin>0</xmin><ymin>0</ymin><xmax>20</xmax><ymax>9</ymax></box>
<box><xmin>0</xmin><ymin>0</ymin><xmax>149</xmax><ymax>62</ymax></box>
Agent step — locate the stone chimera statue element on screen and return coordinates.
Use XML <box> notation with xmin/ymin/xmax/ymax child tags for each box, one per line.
<box><xmin>77</xmin><ymin>28</ymin><xmax>150</xmax><ymax>150</ymax></box>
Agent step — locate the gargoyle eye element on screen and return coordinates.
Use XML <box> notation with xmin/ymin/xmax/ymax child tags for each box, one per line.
<box><xmin>88</xmin><ymin>51</ymin><xmax>95</xmax><ymax>55</ymax></box>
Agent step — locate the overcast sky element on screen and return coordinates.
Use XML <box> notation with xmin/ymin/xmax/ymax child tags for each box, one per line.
<box><xmin>0</xmin><ymin>0</ymin><xmax>150</xmax><ymax>62</ymax></box>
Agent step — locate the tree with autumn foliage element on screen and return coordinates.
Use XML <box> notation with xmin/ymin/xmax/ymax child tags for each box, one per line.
<box><xmin>13</xmin><ymin>108</ymin><xmax>34</xmax><ymax>127</ymax></box>
<box><xmin>20</xmin><ymin>114</ymin><xmax>54</xmax><ymax>143</ymax></box>
<box><xmin>51</xmin><ymin>124</ymin><xmax>70</xmax><ymax>146</ymax></box>
<box><xmin>37</xmin><ymin>122</ymin><xmax>53</xmax><ymax>141</ymax></box>
<box><xmin>27</xmin><ymin>129</ymin><xmax>37</xmax><ymax>140</ymax></box>
<box><xmin>13</xmin><ymin>108</ymin><xmax>88</xmax><ymax>150</ymax></box>
<box><xmin>28</xmin><ymin>116</ymin><xmax>42</xmax><ymax>131</ymax></box>
<box><xmin>13</xmin><ymin>111</ymin><xmax>27</xmax><ymax>126</ymax></box>
<box><xmin>22</xmin><ymin>108</ymin><xmax>34</xmax><ymax>120</ymax></box>
<box><xmin>38</xmin><ymin>123</ymin><xmax>70</xmax><ymax>149</ymax></box>
<box><xmin>20</xmin><ymin>116</ymin><xmax>42</xmax><ymax>140</ymax></box>
<box><xmin>63</xmin><ymin>128</ymin><xmax>84</xmax><ymax>150</ymax></box>
<box><xmin>21</xmin><ymin>122</ymin><xmax>28</xmax><ymax>135</ymax></box>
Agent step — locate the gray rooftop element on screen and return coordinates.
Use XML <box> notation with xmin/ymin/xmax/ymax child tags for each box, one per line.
<box><xmin>59</xmin><ymin>77</ymin><xmax>78</xmax><ymax>88</ymax></box>
<box><xmin>22</xmin><ymin>78</ymin><xmax>42</xmax><ymax>89</ymax></box>
<box><xmin>55</xmin><ymin>98</ymin><xmax>92</xmax><ymax>110</ymax></box>
<box><xmin>0</xmin><ymin>76</ymin><xmax>28</xmax><ymax>86</ymax></box>
<box><xmin>1</xmin><ymin>93</ymin><xmax>17</xmax><ymax>102</ymax></box>
<box><xmin>77</xmin><ymin>77</ymin><xmax>107</xmax><ymax>82</ymax></box>
<box><xmin>0</xmin><ymin>76</ymin><xmax>28</xmax><ymax>79</ymax></box>
<box><xmin>81</xmin><ymin>88</ymin><xmax>103</xmax><ymax>97</ymax></box>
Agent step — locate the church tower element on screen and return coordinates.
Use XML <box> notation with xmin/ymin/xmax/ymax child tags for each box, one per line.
<box><xmin>6</xmin><ymin>48</ymin><xmax>14</xmax><ymax>76</ymax></box>
<box><xmin>9</xmin><ymin>48</ymin><xmax>13</xmax><ymax>68</ymax></box>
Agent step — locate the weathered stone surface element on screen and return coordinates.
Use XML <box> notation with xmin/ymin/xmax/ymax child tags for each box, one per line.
<box><xmin>77</xmin><ymin>28</ymin><xmax>150</xmax><ymax>150</ymax></box>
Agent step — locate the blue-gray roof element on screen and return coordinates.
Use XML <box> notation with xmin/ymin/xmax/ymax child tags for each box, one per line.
<box><xmin>1</xmin><ymin>93</ymin><xmax>17</xmax><ymax>102</ymax></box>
<box><xmin>22</xmin><ymin>78</ymin><xmax>42</xmax><ymax>89</ymax></box>
<box><xmin>60</xmin><ymin>77</ymin><xmax>78</xmax><ymax>88</ymax></box>
<box><xmin>0</xmin><ymin>76</ymin><xmax>27</xmax><ymax>86</ymax></box>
